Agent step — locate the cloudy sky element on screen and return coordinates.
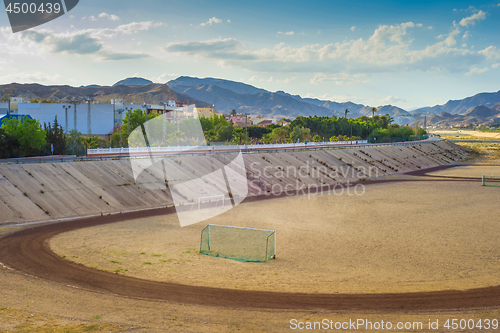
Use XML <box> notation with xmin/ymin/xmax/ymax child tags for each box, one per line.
<box><xmin>0</xmin><ymin>0</ymin><xmax>499</xmax><ymax>109</ymax></box>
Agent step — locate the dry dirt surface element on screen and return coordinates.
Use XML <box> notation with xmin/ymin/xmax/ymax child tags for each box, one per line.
<box><xmin>1</xmin><ymin>164</ymin><xmax>500</xmax><ymax>314</ymax></box>
<box><xmin>49</xmin><ymin>166</ymin><xmax>500</xmax><ymax>295</ymax></box>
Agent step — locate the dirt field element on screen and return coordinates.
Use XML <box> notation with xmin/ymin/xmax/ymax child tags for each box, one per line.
<box><xmin>433</xmin><ymin>130</ymin><xmax>500</xmax><ymax>139</ymax></box>
<box><xmin>50</xmin><ymin>164</ymin><xmax>500</xmax><ymax>295</ymax></box>
<box><xmin>2</xmin><ymin>162</ymin><xmax>500</xmax><ymax>331</ymax></box>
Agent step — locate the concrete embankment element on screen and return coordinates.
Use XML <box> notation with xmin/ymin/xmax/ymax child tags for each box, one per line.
<box><xmin>0</xmin><ymin>140</ymin><xmax>470</xmax><ymax>225</ymax></box>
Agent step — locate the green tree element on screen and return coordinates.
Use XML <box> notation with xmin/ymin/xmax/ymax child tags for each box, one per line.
<box><xmin>66</xmin><ymin>129</ymin><xmax>84</xmax><ymax>155</ymax></box>
<box><xmin>261</xmin><ymin>133</ymin><xmax>273</xmax><ymax>143</ymax></box>
<box><xmin>230</xmin><ymin>109</ymin><xmax>237</xmax><ymax>117</ymax></box>
<box><xmin>270</xmin><ymin>127</ymin><xmax>289</xmax><ymax>143</ymax></box>
<box><xmin>119</xmin><ymin>109</ymin><xmax>158</xmax><ymax>147</ymax></box>
<box><xmin>44</xmin><ymin>116</ymin><xmax>66</xmax><ymax>155</ymax></box>
<box><xmin>0</xmin><ymin>128</ymin><xmax>21</xmax><ymax>158</ymax></box>
<box><xmin>344</xmin><ymin>109</ymin><xmax>349</xmax><ymax>118</ymax></box>
<box><xmin>371</xmin><ymin>107</ymin><xmax>378</xmax><ymax>118</ymax></box>
<box><xmin>81</xmin><ymin>136</ymin><xmax>99</xmax><ymax>149</ymax></box>
<box><xmin>215</xmin><ymin>122</ymin><xmax>233</xmax><ymax>142</ymax></box>
<box><xmin>289</xmin><ymin>126</ymin><xmax>311</xmax><ymax>142</ymax></box>
<box><xmin>0</xmin><ymin>94</ymin><xmax>12</xmax><ymax>103</ymax></box>
<box><xmin>312</xmin><ymin>135</ymin><xmax>321</xmax><ymax>142</ymax></box>
<box><xmin>246</xmin><ymin>126</ymin><xmax>272</xmax><ymax>140</ymax></box>
<box><xmin>1</xmin><ymin>116</ymin><xmax>46</xmax><ymax>157</ymax></box>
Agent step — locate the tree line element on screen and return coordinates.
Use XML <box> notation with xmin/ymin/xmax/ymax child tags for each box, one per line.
<box><xmin>0</xmin><ymin>109</ymin><xmax>427</xmax><ymax>158</ymax></box>
<box><xmin>0</xmin><ymin>116</ymin><xmax>107</xmax><ymax>158</ymax></box>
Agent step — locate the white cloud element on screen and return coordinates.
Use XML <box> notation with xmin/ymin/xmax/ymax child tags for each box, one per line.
<box><xmin>462</xmin><ymin>31</ymin><xmax>471</xmax><ymax>40</ymax></box>
<box><xmin>98</xmin><ymin>12</ymin><xmax>120</xmax><ymax>21</ymax></box>
<box><xmin>111</xmin><ymin>21</ymin><xmax>163</xmax><ymax>35</ymax></box>
<box><xmin>150</xmin><ymin>73</ymin><xmax>180</xmax><ymax>83</ymax></box>
<box><xmin>350</xmin><ymin>26</ymin><xmax>356</xmax><ymax>31</ymax></box>
<box><xmin>478</xmin><ymin>46</ymin><xmax>500</xmax><ymax>60</ymax></box>
<box><xmin>277</xmin><ymin>31</ymin><xmax>294</xmax><ymax>36</ymax></box>
<box><xmin>11</xmin><ymin>21</ymin><xmax>162</xmax><ymax>59</ymax></box>
<box><xmin>165</xmin><ymin>38</ymin><xmax>257</xmax><ymax>61</ymax></box>
<box><xmin>304</xmin><ymin>93</ymin><xmax>361</xmax><ymax>102</ymax></box>
<box><xmin>0</xmin><ymin>72</ymin><xmax>60</xmax><ymax>83</ymax></box>
<box><xmin>416</xmin><ymin>23</ymin><xmax>423</xmax><ymax>27</ymax></box>
<box><xmin>276</xmin><ymin>77</ymin><xmax>296</xmax><ymax>83</ymax></box>
<box><xmin>492</xmin><ymin>63</ymin><xmax>500</xmax><ymax>68</ymax></box>
<box><xmin>381</xmin><ymin>96</ymin><xmax>410</xmax><ymax>104</ymax></box>
<box><xmin>163</xmin><ymin>19</ymin><xmax>486</xmax><ymax>75</ymax></box>
<box><xmin>200</xmin><ymin>17</ymin><xmax>222</xmax><ymax>26</ymax></box>
<box><xmin>459</xmin><ymin>10</ymin><xmax>486</xmax><ymax>27</ymax></box>
<box><xmin>465</xmin><ymin>66</ymin><xmax>489</xmax><ymax>75</ymax></box>
<box><xmin>427</xmin><ymin>26</ymin><xmax>434</xmax><ymax>30</ymax></box>
<box><xmin>227</xmin><ymin>19</ymin><xmax>231</xmax><ymax>23</ymax></box>
<box><xmin>310</xmin><ymin>73</ymin><xmax>369</xmax><ymax>85</ymax></box>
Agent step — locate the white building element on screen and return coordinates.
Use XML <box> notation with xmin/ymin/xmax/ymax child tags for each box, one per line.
<box><xmin>0</xmin><ymin>100</ymin><xmax>188</xmax><ymax>135</ymax></box>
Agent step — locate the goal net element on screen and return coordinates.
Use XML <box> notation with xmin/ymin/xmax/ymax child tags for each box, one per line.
<box><xmin>198</xmin><ymin>195</ymin><xmax>225</xmax><ymax>210</ymax></box>
<box><xmin>200</xmin><ymin>224</ymin><xmax>276</xmax><ymax>262</ymax></box>
<box><xmin>482</xmin><ymin>175</ymin><xmax>500</xmax><ymax>187</ymax></box>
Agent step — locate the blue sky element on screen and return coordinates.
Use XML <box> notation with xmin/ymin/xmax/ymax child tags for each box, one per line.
<box><xmin>0</xmin><ymin>0</ymin><xmax>499</xmax><ymax>109</ymax></box>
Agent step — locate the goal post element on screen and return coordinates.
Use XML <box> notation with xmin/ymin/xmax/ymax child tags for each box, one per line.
<box><xmin>200</xmin><ymin>224</ymin><xmax>276</xmax><ymax>262</ymax></box>
<box><xmin>198</xmin><ymin>195</ymin><xmax>225</xmax><ymax>210</ymax></box>
<box><xmin>482</xmin><ymin>175</ymin><xmax>500</xmax><ymax>187</ymax></box>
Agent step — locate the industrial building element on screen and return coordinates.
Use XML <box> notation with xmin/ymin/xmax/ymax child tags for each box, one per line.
<box><xmin>0</xmin><ymin>99</ymin><xmax>215</xmax><ymax>137</ymax></box>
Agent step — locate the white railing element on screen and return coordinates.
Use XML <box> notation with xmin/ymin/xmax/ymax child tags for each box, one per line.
<box><xmin>87</xmin><ymin>140</ymin><xmax>369</xmax><ymax>155</ymax></box>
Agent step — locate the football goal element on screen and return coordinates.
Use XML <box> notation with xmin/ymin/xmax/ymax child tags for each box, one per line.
<box><xmin>198</xmin><ymin>195</ymin><xmax>225</xmax><ymax>210</ymax></box>
<box><xmin>200</xmin><ymin>224</ymin><xmax>276</xmax><ymax>262</ymax></box>
<box><xmin>482</xmin><ymin>174</ymin><xmax>500</xmax><ymax>187</ymax></box>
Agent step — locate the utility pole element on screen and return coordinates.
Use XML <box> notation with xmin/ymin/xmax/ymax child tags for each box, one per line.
<box><xmin>62</xmin><ymin>105</ymin><xmax>71</xmax><ymax>134</ymax></box>
<box><xmin>415</xmin><ymin>114</ymin><xmax>419</xmax><ymax>137</ymax></box>
<box><xmin>245</xmin><ymin>113</ymin><xmax>248</xmax><ymax>144</ymax></box>
<box><xmin>84</xmin><ymin>97</ymin><xmax>93</xmax><ymax>135</ymax></box>
<box><xmin>160</xmin><ymin>101</ymin><xmax>167</xmax><ymax>146</ymax></box>
<box><xmin>73</xmin><ymin>102</ymin><xmax>78</xmax><ymax>154</ymax></box>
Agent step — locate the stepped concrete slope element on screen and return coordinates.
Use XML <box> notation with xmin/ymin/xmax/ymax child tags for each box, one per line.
<box><xmin>0</xmin><ymin>140</ymin><xmax>470</xmax><ymax>225</ymax></box>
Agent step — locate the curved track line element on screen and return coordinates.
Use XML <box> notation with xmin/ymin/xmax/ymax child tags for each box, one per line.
<box><xmin>1</xmin><ymin>164</ymin><xmax>499</xmax><ymax>311</ymax></box>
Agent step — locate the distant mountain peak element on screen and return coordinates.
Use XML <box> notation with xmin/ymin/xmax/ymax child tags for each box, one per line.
<box><xmin>113</xmin><ymin>77</ymin><xmax>154</xmax><ymax>86</ymax></box>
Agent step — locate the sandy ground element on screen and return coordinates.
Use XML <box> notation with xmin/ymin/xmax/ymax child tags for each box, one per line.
<box><xmin>50</xmin><ymin>165</ymin><xmax>500</xmax><ymax>295</ymax></box>
<box><xmin>1</xmin><ymin>162</ymin><xmax>500</xmax><ymax>332</ymax></box>
<box><xmin>433</xmin><ymin>130</ymin><xmax>500</xmax><ymax>139</ymax></box>
<box><xmin>2</xmin><ymin>264</ymin><xmax>499</xmax><ymax>332</ymax></box>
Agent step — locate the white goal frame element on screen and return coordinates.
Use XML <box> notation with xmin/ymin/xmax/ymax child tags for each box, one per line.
<box><xmin>198</xmin><ymin>194</ymin><xmax>225</xmax><ymax>210</ymax></box>
<box><xmin>205</xmin><ymin>224</ymin><xmax>276</xmax><ymax>259</ymax></box>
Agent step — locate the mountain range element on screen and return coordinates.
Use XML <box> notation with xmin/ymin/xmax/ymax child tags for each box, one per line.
<box><xmin>167</xmin><ymin>76</ymin><xmax>414</xmax><ymax>122</ymax></box>
<box><xmin>0</xmin><ymin>83</ymin><xmax>210</xmax><ymax>107</ymax></box>
<box><xmin>1</xmin><ymin>75</ymin><xmax>499</xmax><ymax>126</ymax></box>
<box><xmin>413</xmin><ymin>90</ymin><xmax>500</xmax><ymax>115</ymax></box>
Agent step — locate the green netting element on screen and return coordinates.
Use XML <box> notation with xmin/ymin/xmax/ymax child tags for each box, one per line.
<box><xmin>200</xmin><ymin>224</ymin><xmax>276</xmax><ymax>262</ymax></box>
<box><xmin>482</xmin><ymin>175</ymin><xmax>500</xmax><ymax>187</ymax></box>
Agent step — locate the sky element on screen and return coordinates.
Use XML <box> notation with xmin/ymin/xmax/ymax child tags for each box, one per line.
<box><xmin>0</xmin><ymin>0</ymin><xmax>499</xmax><ymax>110</ymax></box>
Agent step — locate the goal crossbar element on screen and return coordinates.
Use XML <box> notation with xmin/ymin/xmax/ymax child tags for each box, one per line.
<box><xmin>198</xmin><ymin>195</ymin><xmax>225</xmax><ymax>210</ymax></box>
